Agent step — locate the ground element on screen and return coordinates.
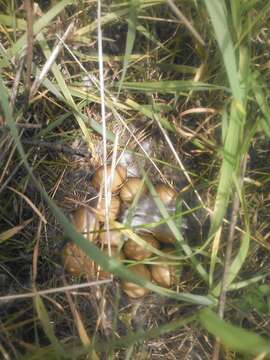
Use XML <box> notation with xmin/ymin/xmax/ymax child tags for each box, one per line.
<box><xmin>1</xmin><ymin>1</ymin><xmax>270</xmax><ymax>359</ymax></box>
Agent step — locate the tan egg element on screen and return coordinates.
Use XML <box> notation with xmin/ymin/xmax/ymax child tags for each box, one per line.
<box><xmin>155</xmin><ymin>184</ymin><xmax>177</xmax><ymax>205</ymax></box>
<box><xmin>96</xmin><ymin>196</ymin><xmax>121</xmax><ymax>222</ymax></box>
<box><xmin>72</xmin><ymin>207</ymin><xmax>100</xmax><ymax>242</ymax></box>
<box><xmin>62</xmin><ymin>242</ymin><xmax>95</xmax><ymax>277</ymax></box>
<box><xmin>123</xmin><ymin>232</ymin><xmax>160</xmax><ymax>261</ymax></box>
<box><xmin>99</xmin><ymin>226</ymin><xmax>123</xmax><ymax>247</ymax></box>
<box><xmin>122</xmin><ymin>264</ymin><xmax>151</xmax><ymax>298</ymax></box>
<box><xmin>92</xmin><ymin>164</ymin><xmax>127</xmax><ymax>193</ymax></box>
<box><xmin>152</xmin><ymin>223</ymin><xmax>176</xmax><ymax>244</ymax></box>
<box><xmin>150</xmin><ymin>248</ymin><xmax>177</xmax><ymax>288</ymax></box>
<box><xmin>120</xmin><ymin>177</ymin><xmax>147</xmax><ymax>203</ymax></box>
<box><xmin>94</xmin><ymin>246</ymin><xmax>125</xmax><ymax>280</ymax></box>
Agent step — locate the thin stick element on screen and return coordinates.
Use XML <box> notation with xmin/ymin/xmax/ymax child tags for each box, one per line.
<box><xmin>97</xmin><ymin>0</ymin><xmax>111</xmax><ymax>256</ymax></box>
<box><xmin>105</xmin><ymin>131</ymin><xmax>120</xmax><ymax>255</ymax></box>
<box><xmin>32</xmin><ymin>220</ymin><xmax>43</xmax><ymax>284</ymax></box>
<box><xmin>212</xmin><ymin>156</ymin><xmax>247</xmax><ymax>360</ymax></box>
<box><xmin>25</xmin><ymin>0</ymin><xmax>34</xmax><ymax>105</ymax></box>
<box><xmin>112</xmin><ymin>107</ymin><xmax>167</xmax><ymax>182</ymax></box>
<box><xmin>29</xmin><ymin>22</ymin><xmax>74</xmax><ymax>99</ymax></box>
<box><xmin>0</xmin><ymin>123</ymin><xmax>42</xmax><ymax>129</ymax></box>
<box><xmin>154</xmin><ymin>113</ymin><xmax>207</xmax><ymax>211</ymax></box>
<box><xmin>166</xmin><ymin>0</ymin><xmax>205</xmax><ymax>46</ymax></box>
<box><xmin>64</xmin><ymin>277</ymin><xmax>100</xmax><ymax>360</ymax></box>
<box><xmin>7</xmin><ymin>186</ymin><xmax>47</xmax><ymax>224</ymax></box>
<box><xmin>10</xmin><ymin>52</ymin><xmax>26</xmax><ymax>108</ymax></box>
<box><xmin>0</xmin><ymin>279</ymin><xmax>112</xmax><ymax>302</ymax></box>
<box><xmin>21</xmin><ymin>139</ymin><xmax>90</xmax><ymax>157</ymax></box>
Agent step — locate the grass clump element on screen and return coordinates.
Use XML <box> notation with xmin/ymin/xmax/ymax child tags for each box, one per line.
<box><xmin>1</xmin><ymin>1</ymin><xmax>270</xmax><ymax>359</ymax></box>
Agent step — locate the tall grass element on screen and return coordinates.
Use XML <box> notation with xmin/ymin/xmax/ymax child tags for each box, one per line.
<box><xmin>0</xmin><ymin>0</ymin><xmax>270</xmax><ymax>358</ymax></box>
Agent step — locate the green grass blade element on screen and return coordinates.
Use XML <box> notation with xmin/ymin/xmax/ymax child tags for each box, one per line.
<box><xmin>158</xmin><ymin>63</ymin><xmax>197</xmax><ymax>74</ymax></box>
<box><xmin>9</xmin><ymin>0</ymin><xmax>72</xmax><ymax>57</ymax></box>
<box><xmin>77</xmin><ymin>314</ymin><xmax>197</xmax><ymax>356</ymax></box>
<box><xmin>199</xmin><ymin>308</ymin><xmax>270</xmax><ymax>354</ymax></box>
<box><xmin>252</xmin><ymin>72</ymin><xmax>270</xmax><ymax>138</ymax></box>
<box><xmin>208</xmin><ymin>227</ymin><xmax>221</xmax><ymax>288</ymax></box>
<box><xmin>75</xmin><ymin>0</ymin><xmax>165</xmax><ymax>37</ymax></box>
<box><xmin>228</xmin><ymin>272</ymin><xmax>270</xmax><ymax>291</ymax></box>
<box><xmin>236</xmin><ymin>2</ymin><xmax>270</xmax><ymax>47</ymax></box>
<box><xmin>126</xmin><ymin>98</ymin><xmax>174</xmax><ymax>131</ymax></box>
<box><xmin>117</xmin><ymin>0</ymin><xmax>140</xmax><ymax>95</ymax></box>
<box><xmin>212</xmin><ymin>172</ymin><xmax>251</xmax><ymax>296</ymax></box>
<box><xmin>136</xmin><ymin>24</ymin><xmax>170</xmax><ymax>52</ymax></box>
<box><xmin>0</xmin><ymin>219</ymin><xmax>32</xmax><ymax>243</ymax></box>
<box><xmin>211</xmin><ymin>232</ymin><xmax>250</xmax><ymax>297</ymax></box>
<box><xmin>204</xmin><ymin>0</ymin><xmax>242</xmax><ymax>101</ymax></box>
<box><xmin>120</xmin><ymin>80</ymin><xmax>228</xmax><ymax>93</ymax></box>
<box><xmin>34</xmin><ymin>295</ymin><xmax>67</xmax><ymax>358</ymax></box>
<box><xmin>205</xmin><ymin>1</ymin><xmax>249</xmax><ymax>286</ymax></box>
<box><xmin>208</xmin><ymin>103</ymin><xmax>242</xmax><ymax>276</ymax></box>
<box><xmin>0</xmin><ymin>14</ymin><xmax>27</xmax><ymax>30</ymax></box>
<box><xmin>0</xmin><ymin>45</ymin><xmax>11</xmax><ymax>68</ymax></box>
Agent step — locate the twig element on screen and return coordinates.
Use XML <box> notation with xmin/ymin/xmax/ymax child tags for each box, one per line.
<box><xmin>32</xmin><ymin>219</ymin><xmax>43</xmax><ymax>284</ymax></box>
<box><xmin>0</xmin><ymin>154</ymin><xmax>29</xmax><ymax>195</ymax></box>
<box><xmin>29</xmin><ymin>22</ymin><xmax>74</xmax><ymax>99</ymax></box>
<box><xmin>0</xmin><ymin>279</ymin><xmax>112</xmax><ymax>303</ymax></box>
<box><xmin>63</xmin><ymin>277</ymin><xmax>100</xmax><ymax>360</ymax></box>
<box><xmin>7</xmin><ymin>186</ymin><xmax>47</xmax><ymax>224</ymax></box>
<box><xmin>154</xmin><ymin>113</ymin><xmax>207</xmax><ymax>211</ymax></box>
<box><xmin>10</xmin><ymin>52</ymin><xmax>26</xmax><ymax>109</ymax></box>
<box><xmin>97</xmin><ymin>0</ymin><xmax>111</xmax><ymax>256</ymax></box>
<box><xmin>166</xmin><ymin>0</ymin><xmax>205</xmax><ymax>46</ymax></box>
<box><xmin>0</xmin><ymin>123</ymin><xmax>42</xmax><ymax>129</ymax></box>
<box><xmin>21</xmin><ymin>139</ymin><xmax>90</xmax><ymax>158</ymax></box>
<box><xmin>212</xmin><ymin>156</ymin><xmax>247</xmax><ymax>360</ymax></box>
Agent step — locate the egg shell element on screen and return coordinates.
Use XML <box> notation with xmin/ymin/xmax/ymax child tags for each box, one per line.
<box><xmin>150</xmin><ymin>248</ymin><xmax>178</xmax><ymax>287</ymax></box>
<box><xmin>122</xmin><ymin>264</ymin><xmax>151</xmax><ymax>298</ymax></box>
<box><xmin>72</xmin><ymin>207</ymin><xmax>100</xmax><ymax>242</ymax></box>
<box><xmin>99</xmin><ymin>227</ymin><xmax>123</xmax><ymax>247</ymax></box>
<box><xmin>150</xmin><ymin>262</ymin><xmax>176</xmax><ymax>288</ymax></box>
<box><xmin>62</xmin><ymin>242</ymin><xmax>95</xmax><ymax>277</ymax></box>
<box><xmin>96</xmin><ymin>196</ymin><xmax>121</xmax><ymax>222</ymax></box>
<box><xmin>92</xmin><ymin>165</ymin><xmax>127</xmax><ymax>193</ymax></box>
<box><xmin>155</xmin><ymin>184</ymin><xmax>177</xmax><ymax>205</ymax></box>
<box><xmin>120</xmin><ymin>177</ymin><xmax>147</xmax><ymax>203</ymax></box>
<box><xmin>94</xmin><ymin>246</ymin><xmax>125</xmax><ymax>280</ymax></box>
<box><xmin>123</xmin><ymin>232</ymin><xmax>160</xmax><ymax>261</ymax></box>
<box><xmin>152</xmin><ymin>223</ymin><xmax>177</xmax><ymax>244</ymax></box>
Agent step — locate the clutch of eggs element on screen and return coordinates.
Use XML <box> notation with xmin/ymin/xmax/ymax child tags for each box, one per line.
<box><xmin>62</xmin><ymin>164</ymin><xmax>181</xmax><ymax>297</ymax></box>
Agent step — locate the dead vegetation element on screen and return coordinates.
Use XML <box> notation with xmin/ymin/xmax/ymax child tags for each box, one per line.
<box><xmin>1</xmin><ymin>1</ymin><xmax>270</xmax><ymax>359</ymax></box>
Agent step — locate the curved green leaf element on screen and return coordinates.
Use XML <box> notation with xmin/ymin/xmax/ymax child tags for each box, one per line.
<box><xmin>200</xmin><ymin>308</ymin><xmax>270</xmax><ymax>354</ymax></box>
